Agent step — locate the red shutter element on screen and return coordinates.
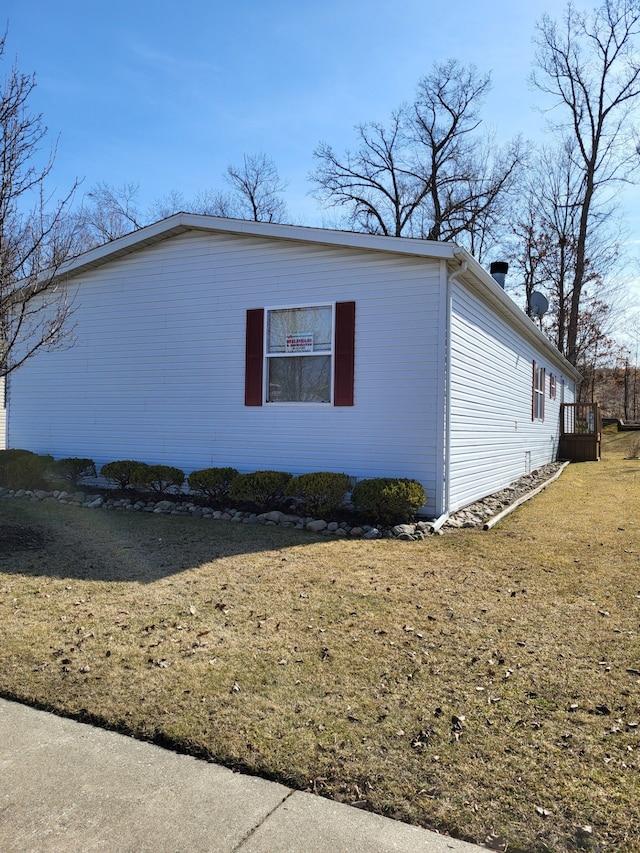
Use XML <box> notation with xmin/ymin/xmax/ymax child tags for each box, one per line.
<box><xmin>334</xmin><ymin>301</ymin><xmax>355</xmax><ymax>406</ymax></box>
<box><xmin>245</xmin><ymin>308</ymin><xmax>264</xmax><ymax>406</ymax></box>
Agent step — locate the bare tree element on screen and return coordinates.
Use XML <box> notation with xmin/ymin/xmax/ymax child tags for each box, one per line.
<box><xmin>75</xmin><ymin>153</ymin><xmax>289</xmax><ymax>238</ymax></box>
<box><xmin>223</xmin><ymin>153</ymin><xmax>288</xmax><ymax>222</ymax></box>
<box><xmin>571</xmin><ymin>290</ymin><xmax>620</xmax><ymax>400</ymax></box>
<box><xmin>510</xmin><ymin>138</ymin><xmax>623</xmax><ymax>395</ymax></box>
<box><xmin>79</xmin><ymin>181</ymin><xmax>144</xmax><ymax>244</ymax></box>
<box><xmin>618</xmin><ymin>309</ymin><xmax>640</xmax><ymax>418</ymax></box>
<box><xmin>0</xmin><ymin>32</ymin><xmax>78</xmax><ymax>379</ymax></box>
<box><xmin>311</xmin><ymin>111</ymin><xmax>428</xmax><ymax>236</ymax></box>
<box><xmin>147</xmin><ymin>189</ymin><xmax>186</xmax><ymax>221</ymax></box>
<box><xmin>310</xmin><ymin>60</ymin><xmax>526</xmax><ymax>256</ymax></box>
<box><xmin>411</xmin><ymin>60</ymin><xmax>526</xmax><ymax>247</ymax></box>
<box><xmin>167</xmin><ymin>154</ymin><xmax>289</xmax><ymax>222</ymax></box>
<box><xmin>190</xmin><ymin>187</ymin><xmax>236</xmax><ymax>217</ymax></box>
<box><xmin>512</xmin><ymin>142</ymin><xmax>609</xmax><ymax>334</ymax></box>
<box><xmin>531</xmin><ymin>0</ymin><xmax>640</xmax><ymax>366</ymax></box>
<box><xmin>533</xmin><ymin>143</ymin><xmax>585</xmax><ymax>350</ymax></box>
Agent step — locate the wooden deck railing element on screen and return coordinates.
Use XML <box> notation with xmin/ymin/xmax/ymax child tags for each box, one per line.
<box><xmin>559</xmin><ymin>402</ymin><xmax>602</xmax><ymax>461</ymax></box>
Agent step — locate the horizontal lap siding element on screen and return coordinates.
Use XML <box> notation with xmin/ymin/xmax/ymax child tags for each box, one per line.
<box><xmin>448</xmin><ymin>279</ymin><xmax>575</xmax><ymax>512</ymax></box>
<box><xmin>9</xmin><ymin>231</ymin><xmax>443</xmax><ymax>513</ymax></box>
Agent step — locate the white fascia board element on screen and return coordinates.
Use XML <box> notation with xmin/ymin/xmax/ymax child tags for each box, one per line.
<box><xmin>46</xmin><ymin>213</ymin><xmax>578</xmax><ymax>381</ymax></box>
<box><xmin>53</xmin><ymin>216</ymin><xmax>195</xmax><ymax>280</ymax></box>
<box><xmin>181</xmin><ymin>215</ymin><xmax>458</xmax><ymax>259</ymax></box>
<box><xmin>50</xmin><ymin>213</ymin><xmax>458</xmax><ymax>283</ymax></box>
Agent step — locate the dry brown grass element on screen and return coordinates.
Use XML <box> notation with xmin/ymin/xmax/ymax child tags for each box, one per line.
<box><xmin>1</xmin><ymin>429</ymin><xmax>639</xmax><ymax>852</ymax></box>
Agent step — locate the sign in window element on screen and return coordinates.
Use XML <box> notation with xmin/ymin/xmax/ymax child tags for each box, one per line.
<box><xmin>266</xmin><ymin>306</ymin><xmax>333</xmax><ymax>403</ymax></box>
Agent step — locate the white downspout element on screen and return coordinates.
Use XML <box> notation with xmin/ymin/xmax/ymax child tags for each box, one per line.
<box><xmin>436</xmin><ymin>254</ymin><xmax>467</xmax><ymax>525</ymax></box>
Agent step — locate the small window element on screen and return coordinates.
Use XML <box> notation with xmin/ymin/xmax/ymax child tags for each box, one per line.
<box><xmin>533</xmin><ymin>361</ymin><xmax>545</xmax><ymax>421</ymax></box>
<box><xmin>549</xmin><ymin>373</ymin><xmax>557</xmax><ymax>400</ymax></box>
<box><xmin>266</xmin><ymin>305</ymin><xmax>333</xmax><ymax>403</ymax></box>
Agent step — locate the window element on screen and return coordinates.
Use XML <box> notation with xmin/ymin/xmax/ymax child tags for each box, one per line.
<box><xmin>549</xmin><ymin>373</ymin><xmax>557</xmax><ymax>400</ymax></box>
<box><xmin>245</xmin><ymin>302</ymin><xmax>355</xmax><ymax>406</ymax></box>
<box><xmin>266</xmin><ymin>305</ymin><xmax>333</xmax><ymax>402</ymax></box>
<box><xmin>532</xmin><ymin>361</ymin><xmax>545</xmax><ymax>421</ymax></box>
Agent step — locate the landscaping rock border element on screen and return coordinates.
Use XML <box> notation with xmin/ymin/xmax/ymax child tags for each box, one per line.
<box><xmin>443</xmin><ymin>462</ymin><xmax>565</xmax><ymax>530</ymax></box>
<box><xmin>0</xmin><ymin>462</ymin><xmax>567</xmax><ymax>541</ymax></box>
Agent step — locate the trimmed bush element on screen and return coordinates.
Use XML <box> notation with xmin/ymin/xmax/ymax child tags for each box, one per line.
<box><xmin>53</xmin><ymin>458</ymin><xmax>97</xmax><ymax>487</ymax></box>
<box><xmin>1</xmin><ymin>452</ymin><xmax>55</xmax><ymax>490</ymax></box>
<box><xmin>286</xmin><ymin>471</ymin><xmax>351</xmax><ymax>516</ymax></box>
<box><xmin>188</xmin><ymin>467</ymin><xmax>239</xmax><ymax>502</ymax></box>
<box><xmin>100</xmin><ymin>460</ymin><xmax>144</xmax><ymax>490</ymax></box>
<box><xmin>351</xmin><ymin>477</ymin><xmax>426</xmax><ymax>525</ymax></box>
<box><xmin>229</xmin><ymin>470</ymin><xmax>292</xmax><ymax>509</ymax></box>
<box><xmin>130</xmin><ymin>463</ymin><xmax>185</xmax><ymax>495</ymax></box>
<box><xmin>0</xmin><ymin>449</ymin><xmax>37</xmax><ymax>485</ymax></box>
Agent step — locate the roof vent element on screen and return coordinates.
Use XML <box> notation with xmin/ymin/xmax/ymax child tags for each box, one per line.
<box><xmin>490</xmin><ymin>261</ymin><xmax>509</xmax><ymax>288</ymax></box>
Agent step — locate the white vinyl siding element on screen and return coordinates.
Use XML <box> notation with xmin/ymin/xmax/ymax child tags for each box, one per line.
<box><xmin>447</xmin><ymin>278</ymin><xmax>575</xmax><ymax>512</ymax></box>
<box><xmin>8</xmin><ymin>230</ymin><xmax>444</xmax><ymax>514</ymax></box>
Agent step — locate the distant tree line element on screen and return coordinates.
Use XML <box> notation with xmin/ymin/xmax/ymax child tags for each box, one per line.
<box><xmin>585</xmin><ymin>360</ymin><xmax>640</xmax><ymax>420</ymax></box>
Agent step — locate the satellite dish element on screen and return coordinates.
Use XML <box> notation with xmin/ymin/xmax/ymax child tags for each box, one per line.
<box><xmin>529</xmin><ymin>291</ymin><xmax>549</xmax><ymax>319</ymax></box>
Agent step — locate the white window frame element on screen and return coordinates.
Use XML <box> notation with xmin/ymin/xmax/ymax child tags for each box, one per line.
<box><xmin>264</xmin><ymin>302</ymin><xmax>335</xmax><ymax>404</ymax></box>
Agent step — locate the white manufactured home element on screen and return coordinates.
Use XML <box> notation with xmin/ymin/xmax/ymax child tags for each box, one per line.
<box><xmin>4</xmin><ymin>214</ymin><xmax>580</xmax><ymax>518</ymax></box>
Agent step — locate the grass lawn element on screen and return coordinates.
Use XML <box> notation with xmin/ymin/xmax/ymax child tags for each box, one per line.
<box><xmin>1</xmin><ymin>429</ymin><xmax>639</xmax><ymax>852</ymax></box>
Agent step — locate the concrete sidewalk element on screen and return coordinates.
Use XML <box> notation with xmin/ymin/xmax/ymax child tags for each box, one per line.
<box><xmin>0</xmin><ymin>698</ymin><xmax>485</xmax><ymax>853</ymax></box>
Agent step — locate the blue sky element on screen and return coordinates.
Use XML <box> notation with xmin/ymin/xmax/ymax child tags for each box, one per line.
<box><xmin>4</xmin><ymin>0</ymin><xmax>596</xmax><ymax>223</ymax></box>
<box><xmin>3</xmin><ymin>0</ymin><xmax>640</xmax><ymax>326</ymax></box>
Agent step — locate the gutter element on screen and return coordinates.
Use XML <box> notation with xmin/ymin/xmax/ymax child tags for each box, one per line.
<box><xmin>430</xmin><ymin>512</ymin><xmax>450</xmax><ymax>533</ymax></box>
<box><xmin>438</xmin><ymin>252</ymin><xmax>468</xmax><ymax>521</ymax></box>
<box><xmin>450</xmin><ymin>245</ymin><xmax>581</xmax><ymax>383</ymax></box>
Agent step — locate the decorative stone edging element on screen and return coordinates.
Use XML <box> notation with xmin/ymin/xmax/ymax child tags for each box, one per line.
<box><xmin>0</xmin><ymin>487</ymin><xmax>435</xmax><ymax>540</ymax></box>
<box><xmin>443</xmin><ymin>462</ymin><xmax>566</xmax><ymax>530</ymax></box>
<box><xmin>0</xmin><ymin>462</ymin><xmax>567</xmax><ymax>541</ymax></box>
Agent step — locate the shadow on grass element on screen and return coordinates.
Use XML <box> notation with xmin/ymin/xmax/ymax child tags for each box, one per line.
<box><xmin>0</xmin><ymin>496</ymin><xmax>325</xmax><ymax>584</ymax></box>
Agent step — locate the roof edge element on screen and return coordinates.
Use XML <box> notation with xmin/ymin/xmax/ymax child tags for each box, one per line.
<box><xmin>450</xmin><ymin>246</ymin><xmax>582</xmax><ymax>382</ymax></box>
<box><xmin>50</xmin><ymin>213</ymin><xmax>579</xmax><ymax>382</ymax></box>
<box><xmin>54</xmin><ymin>213</ymin><xmax>458</xmax><ymax>281</ymax></box>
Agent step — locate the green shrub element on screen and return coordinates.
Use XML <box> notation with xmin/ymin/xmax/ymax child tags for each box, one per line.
<box><xmin>53</xmin><ymin>458</ymin><xmax>97</xmax><ymax>487</ymax></box>
<box><xmin>188</xmin><ymin>467</ymin><xmax>239</xmax><ymax>502</ymax></box>
<box><xmin>229</xmin><ymin>470</ymin><xmax>292</xmax><ymax>509</ymax></box>
<box><xmin>100</xmin><ymin>460</ymin><xmax>144</xmax><ymax>490</ymax></box>
<box><xmin>130</xmin><ymin>463</ymin><xmax>185</xmax><ymax>495</ymax></box>
<box><xmin>286</xmin><ymin>471</ymin><xmax>351</xmax><ymax>516</ymax></box>
<box><xmin>1</xmin><ymin>453</ymin><xmax>55</xmax><ymax>490</ymax></box>
<box><xmin>351</xmin><ymin>477</ymin><xmax>426</xmax><ymax>525</ymax></box>
<box><xmin>0</xmin><ymin>449</ymin><xmax>37</xmax><ymax>485</ymax></box>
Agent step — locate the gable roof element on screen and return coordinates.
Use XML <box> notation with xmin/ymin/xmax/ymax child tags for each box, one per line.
<box><xmin>57</xmin><ymin>212</ymin><xmax>457</xmax><ymax>277</ymax></box>
<box><xmin>53</xmin><ymin>213</ymin><xmax>581</xmax><ymax>381</ymax></box>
